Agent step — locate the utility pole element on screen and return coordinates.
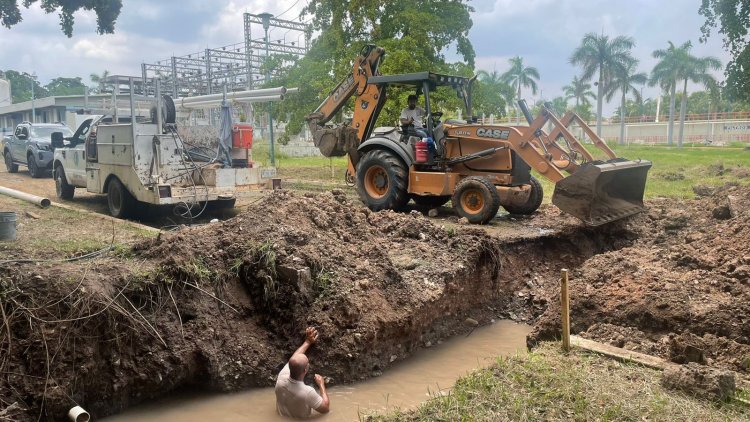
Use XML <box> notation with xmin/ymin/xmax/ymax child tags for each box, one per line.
<box><xmin>258</xmin><ymin>12</ymin><xmax>275</xmax><ymax>167</ymax></box>
<box><xmin>30</xmin><ymin>72</ymin><xmax>36</xmax><ymax>123</ymax></box>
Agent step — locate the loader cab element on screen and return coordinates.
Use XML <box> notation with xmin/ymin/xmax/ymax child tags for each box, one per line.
<box><xmin>367</xmin><ymin>72</ymin><xmax>475</xmax><ymax>143</ymax></box>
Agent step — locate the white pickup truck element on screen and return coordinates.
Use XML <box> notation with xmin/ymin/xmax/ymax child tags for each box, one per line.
<box><xmin>52</xmin><ymin>115</ymin><xmax>275</xmax><ymax>218</ymax></box>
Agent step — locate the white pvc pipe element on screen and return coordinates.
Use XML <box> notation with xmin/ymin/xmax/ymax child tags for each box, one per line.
<box><xmin>179</xmin><ymin>95</ymin><xmax>285</xmax><ymax>109</ymax></box>
<box><xmin>68</xmin><ymin>406</ymin><xmax>90</xmax><ymax>422</ymax></box>
<box><xmin>178</xmin><ymin>87</ymin><xmax>287</xmax><ymax>105</ymax></box>
<box><xmin>0</xmin><ymin>185</ymin><xmax>51</xmax><ymax>208</ymax></box>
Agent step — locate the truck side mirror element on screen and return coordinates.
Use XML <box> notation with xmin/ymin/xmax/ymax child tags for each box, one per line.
<box><xmin>51</xmin><ymin>132</ymin><xmax>64</xmax><ymax>149</ymax></box>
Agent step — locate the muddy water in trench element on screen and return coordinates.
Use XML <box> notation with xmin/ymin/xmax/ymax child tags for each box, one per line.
<box><xmin>104</xmin><ymin>321</ymin><xmax>530</xmax><ymax>422</ymax></box>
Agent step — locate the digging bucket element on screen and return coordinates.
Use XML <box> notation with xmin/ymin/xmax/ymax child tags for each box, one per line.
<box><xmin>0</xmin><ymin>211</ymin><xmax>17</xmax><ymax>241</ymax></box>
<box><xmin>552</xmin><ymin>159</ymin><xmax>652</xmax><ymax>226</ymax></box>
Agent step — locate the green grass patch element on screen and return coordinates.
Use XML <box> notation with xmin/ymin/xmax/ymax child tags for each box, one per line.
<box><xmin>265</xmin><ymin>144</ymin><xmax>750</xmax><ymax>201</ymax></box>
<box><xmin>369</xmin><ymin>343</ymin><xmax>749</xmax><ymax>421</ymax></box>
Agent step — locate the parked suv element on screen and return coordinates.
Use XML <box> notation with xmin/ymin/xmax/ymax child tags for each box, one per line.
<box><xmin>2</xmin><ymin>122</ymin><xmax>73</xmax><ymax>177</ymax></box>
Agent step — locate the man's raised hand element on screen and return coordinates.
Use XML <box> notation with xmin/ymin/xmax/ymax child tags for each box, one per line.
<box><xmin>305</xmin><ymin>326</ymin><xmax>319</xmax><ymax>344</ymax></box>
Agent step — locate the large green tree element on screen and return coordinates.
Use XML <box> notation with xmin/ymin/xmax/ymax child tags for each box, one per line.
<box><xmin>605</xmin><ymin>60</ymin><xmax>647</xmax><ymax>145</ymax></box>
<box><xmin>474</xmin><ymin>70</ymin><xmax>513</xmax><ymax>118</ymax></box>
<box><xmin>500</xmin><ymin>56</ymin><xmax>540</xmax><ymax>124</ymax></box>
<box><xmin>45</xmin><ymin>77</ymin><xmax>87</xmax><ymax>96</ymax></box>
<box><xmin>0</xmin><ymin>0</ymin><xmax>121</xmax><ymax>37</ymax></box>
<box><xmin>699</xmin><ymin>0</ymin><xmax>750</xmax><ymax>102</ymax></box>
<box><xmin>273</xmin><ymin>0</ymin><xmax>475</xmax><ymax>134</ymax></box>
<box><xmin>3</xmin><ymin>70</ymin><xmax>48</xmax><ymax>103</ymax></box>
<box><xmin>570</xmin><ymin>33</ymin><xmax>635</xmax><ymax>136</ymax></box>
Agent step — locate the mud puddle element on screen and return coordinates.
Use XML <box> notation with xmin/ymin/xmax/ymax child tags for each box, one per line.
<box><xmin>103</xmin><ymin>321</ymin><xmax>530</xmax><ymax>422</ymax></box>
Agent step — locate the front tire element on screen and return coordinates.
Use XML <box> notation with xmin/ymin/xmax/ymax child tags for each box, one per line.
<box><xmin>356</xmin><ymin>149</ymin><xmax>410</xmax><ymax>211</ymax></box>
<box><xmin>503</xmin><ymin>176</ymin><xmax>544</xmax><ymax>215</ymax></box>
<box><xmin>4</xmin><ymin>150</ymin><xmax>18</xmax><ymax>173</ymax></box>
<box><xmin>28</xmin><ymin>154</ymin><xmax>43</xmax><ymax>178</ymax></box>
<box><xmin>452</xmin><ymin>177</ymin><xmax>501</xmax><ymax>224</ymax></box>
<box><xmin>55</xmin><ymin>166</ymin><xmax>75</xmax><ymax>200</ymax></box>
<box><xmin>107</xmin><ymin>177</ymin><xmax>136</xmax><ymax>219</ymax></box>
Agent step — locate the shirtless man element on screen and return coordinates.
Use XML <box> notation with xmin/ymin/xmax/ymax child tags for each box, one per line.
<box><xmin>275</xmin><ymin>327</ymin><xmax>330</xmax><ymax>418</ymax></box>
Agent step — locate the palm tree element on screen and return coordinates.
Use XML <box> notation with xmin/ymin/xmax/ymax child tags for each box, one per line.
<box><xmin>477</xmin><ymin>69</ymin><xmax>515</xmax><ymax>120</ymax></box>
<box><xmin>570</xmin><ymin>33</ymin><xmax>635</xmax><ymax>136</ymax></box>
<box><xmin>605</xmin><ymin>60</ymin><xmax>647</xmax><ymax>145</ymax></box>
<box><xmin>674</xmin><ymin>44</ymin><xmax>721</xmax><ymax>146</ymax></box>
<box><xmin>562</xmin><ymin>75</ymin><xmax>596</xmax><ymax>108</ymax></box>
<box><xmin>90</xmin><ymin>70</ymin><xmax>111</xmax><ymax>94</ymax></box>
<box><xmin>500</xmin><ymin>56</ymin><xmax>540</xmax><ymax>124</ymax></box>
<box><xmin>649</xmin><ymin>41</ymin><xmax>683</xmax><ymax>146</ymax></box>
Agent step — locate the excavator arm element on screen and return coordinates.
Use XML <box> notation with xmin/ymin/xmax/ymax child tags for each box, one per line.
<box><xmin>305</xmin><ymin>45</ymin><xmax>386</xmax><ymax>160</ymax></box>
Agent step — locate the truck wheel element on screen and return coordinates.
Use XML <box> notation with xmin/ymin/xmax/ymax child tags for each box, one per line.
<box><xmin>28</xmin><ymin>154</ymin><xmax>43</xmax><ymax>178</ymax></box>
<box><xmin>452</xmin><ymin>176</ymin><xmax>501</xmax><ymax>224</ymax></box>
<box><xmin>4</xmin><ymin>150</ymin><xmax>18</xmax><ymax>173</ymax></box>
<box><xmin>55</xmin><ymin>166</ymin><xmax>75</xmax><ymax>200</ymax></box>
<box><xmin>356</xmin><ymin>149</ymin><xmax>410</xmax><ymax>211</ymax></box>
<box><xmin>412</xmin><ymin>195</ymin><xmax>450</xmax><ymax>209</ymax></box>
<box><xmin>107</xmin><ymin>177</ymin><xmax>135</xmax><ymax>219</ymax></box>
<box><xmin>503</xmin><ymin>176</ymin><xmax>544</xmax><ymax>215</ymax></box>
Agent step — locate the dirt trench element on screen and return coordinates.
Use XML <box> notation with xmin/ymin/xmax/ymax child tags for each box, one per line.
<box><xmin>0</xmin><ymin>190</ymin><xmax>629</xmax><ymax>422</ymax></box>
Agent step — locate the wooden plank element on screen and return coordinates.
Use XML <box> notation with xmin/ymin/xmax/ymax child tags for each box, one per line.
<box><xmin>560</xmin><ymin>269</ymin><xmax>570</xmax><ymax>352</ymax></box>
<box><xmin>570</xmin><ymin>335</ymin><xmax>672</xmax><ymax>370</ymax></box>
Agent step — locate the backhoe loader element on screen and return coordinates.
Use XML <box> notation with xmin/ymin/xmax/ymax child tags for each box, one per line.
<box><xmin>306</xmin><ymin>44</ymin><xmax>651</xmax><ymax>225</ymax></box>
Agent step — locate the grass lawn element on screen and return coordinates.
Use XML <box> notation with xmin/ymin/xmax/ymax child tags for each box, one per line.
<box><xmin>369</xmin><ymin>343</ymin><xmax>749</xmax><ymax>422</ymax></box>
<box><xmin>254</xmin><ymin>143</ymin><xmax>750</xmax><ymax>201</ymax></box>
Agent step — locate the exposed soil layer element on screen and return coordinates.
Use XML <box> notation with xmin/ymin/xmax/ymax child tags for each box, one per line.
<box><xmin>0</xmin><ymin>190</ymin><xmax>625</xmax><ymax>422</ymax></box>
<box><xmin>530</xmin><ymin>184</ymin><xmax>750</xmax><ymax>380</ymax></box>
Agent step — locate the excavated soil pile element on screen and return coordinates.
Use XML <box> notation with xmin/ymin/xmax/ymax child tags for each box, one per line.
<box><xmin>530</xmin><ymin>184</ymin><xmax>750</xmax><ymax>378</ymax></box>
<box><xmin>3</xmin><ymin>190</ymin><xmax>597</xmax><ymax>421</ymax></box>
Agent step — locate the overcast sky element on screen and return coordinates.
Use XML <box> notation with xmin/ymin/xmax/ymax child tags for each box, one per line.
<box><xmin>0</xmin><ymin>0</ymin><xmax>730</xmax><ymax>114</ymax></box>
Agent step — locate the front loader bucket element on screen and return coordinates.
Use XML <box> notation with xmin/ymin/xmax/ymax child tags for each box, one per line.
<box><xmin>552</xmin><ymin>159</ymin><xmax>652</xmax><ymax>226</ymax></box>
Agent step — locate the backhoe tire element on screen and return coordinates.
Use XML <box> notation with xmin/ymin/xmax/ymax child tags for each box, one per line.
<box><xmin>452</xmin><ymin>176</ymin><xmax>501</xmax><ymax>224</ymax></box>
<box><xmin>55</xmin><ymin>166</ymin><xmax>75</xmax><ymax>200</ymax></box>
<box><xmin>412</xmin><ymin>195</ymin><xmax>450</xmax><ymax>209</ymax></box>
<box><xmin>356</xmin><ymin>149</ymin><xmax>410</xmax><ymax>212</ymax></box>
<box><xmin>4</xmin><ymin>150</ymin><xmax>18</xmax><ymax>173</ymax></box>
<box><xmin>28</xmin><ymin>154</ymin><xmax>43</xmax><ymax>178</ymax></box>
<box><xmin>503</xmin><ymin>176</ymin><xmax>544</xmax><ymax>215</ymax></box>
<box><xmin>107</xmin><ymin>177</ymin><xmax>136</xmax><ymax>219</ymax></box>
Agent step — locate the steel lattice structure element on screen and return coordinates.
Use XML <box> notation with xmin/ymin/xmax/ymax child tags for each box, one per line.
<box><xmin>141</xmin><ymin>13</ymin><xmax>311</xmax><ymax>97</ymax></box>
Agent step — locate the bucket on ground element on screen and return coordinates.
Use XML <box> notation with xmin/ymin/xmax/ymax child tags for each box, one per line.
<box><xmin>67</xmin><ymin>405</ymin><xmax>90</xmax><ymax>422</ymax></box>
<box><xmin>0</xmin><ymin>211</ymin><xmax>17</xmax><ymax>241</ymax></box>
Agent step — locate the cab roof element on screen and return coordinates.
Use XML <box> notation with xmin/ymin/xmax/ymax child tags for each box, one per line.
<box><xmin>367</xmin><ymin>72</ymin><xmax>471</xmax><ymax>90</ymax></box>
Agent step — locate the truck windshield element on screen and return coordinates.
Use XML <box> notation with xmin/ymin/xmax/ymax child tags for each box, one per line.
<box><xmin>30</xmin><ymin>126</ymin><xmax>74</xmax><ymax>139</ymax></box>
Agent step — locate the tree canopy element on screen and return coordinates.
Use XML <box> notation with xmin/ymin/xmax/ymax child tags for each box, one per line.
<box><xmin>699</xmin><ymin>0</ymin><xmax>750</xmax><ymax>102</ymax></box>
<box><xmin>0</xmin><ymin>0</ymin><xmax>122</xmax><ymax>37</ymax></box>
<box><xmin>271</xmin><ymin>0</ymin><xmax>476</xmax><ymax>134</ymax></box>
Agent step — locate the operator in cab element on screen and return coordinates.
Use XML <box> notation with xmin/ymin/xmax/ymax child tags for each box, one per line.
<box><xmin>275</xmin><ymin>327</ymin><xmax>330</xmax><ymax>419</ymax></box>
<box><xmin>400</xmin><ymin>94</ymin><xmax>426</xmax><ymax>129</ymax></box>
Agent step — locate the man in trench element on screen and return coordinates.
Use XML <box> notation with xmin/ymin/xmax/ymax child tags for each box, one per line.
<box><xmin>275</xmin><ymin>326</ymin><xmax>330</xmax><ymax>418</ymax></box>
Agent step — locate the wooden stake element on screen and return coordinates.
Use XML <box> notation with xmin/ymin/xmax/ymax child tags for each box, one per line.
<box><xmin>561</xmin><ymin>268</ymin><xmax>571</xmax><ymax>352</ymax></box>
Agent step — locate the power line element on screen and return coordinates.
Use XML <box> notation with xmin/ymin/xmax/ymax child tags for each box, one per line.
<box><xmin>276</xmin><ymin>0</ymin><xmax>303</xmax><ymax>19</ymax></box>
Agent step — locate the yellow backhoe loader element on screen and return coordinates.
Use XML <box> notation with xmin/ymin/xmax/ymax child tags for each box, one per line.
<box><xmin>306</xmin><ymin>45</ymin><xmax>651</xmax><ymax>225</ymax></box>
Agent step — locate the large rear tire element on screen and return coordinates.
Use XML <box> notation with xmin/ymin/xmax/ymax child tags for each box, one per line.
<box><xmin>356</xmin><ymin>149</ymin><xmax>410</xmax><ymax>211</ymax></box>
<box><xmin>107</xmin><ymin>177</ymin><xmax>136</xmax><ymax>219</ymax></box>
<box><xmin>55</xmin><ymin>166</ymin><xmax>75</xmax><ymax>200</ymax></box>
<box><xmin>452</xmin><ymin>176</ymin><xmax>501</xmax><ymax>224</ymax></box>
<box><xmin>503</xmin><ymin>176</ymin><xmax>543</xmax><ymax>215</ymax></box>
<box><xmin>4</xmin><ymin>150</ymin><xmax>18</xmax><ymax>173</ymax></box>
